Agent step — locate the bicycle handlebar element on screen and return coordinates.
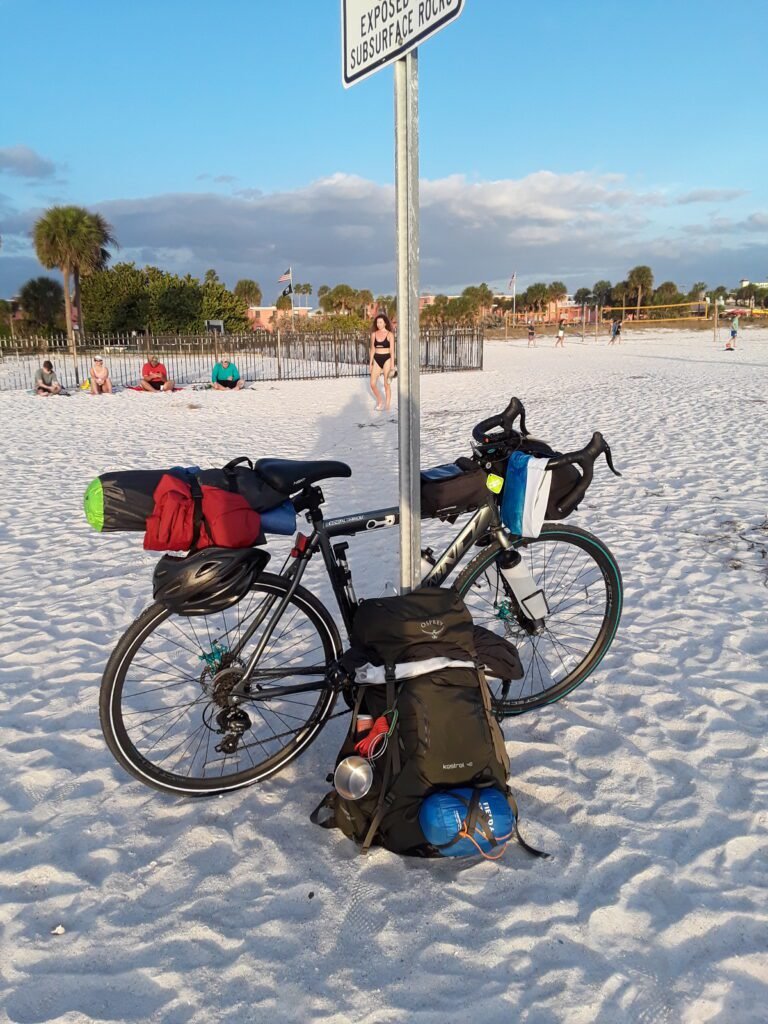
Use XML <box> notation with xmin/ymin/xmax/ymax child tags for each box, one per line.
<box><xmin>548</xmin><ymin>431</ymin><xmax>621</xmax><ymax>516</ymax></box>
<box><xmin>472</xmin><ymin>397</ymin><xmax>622</xmax><ymax>517</ymax></box>
<box><xmin>471</xmin><ymin>397</ymin><xmax>528</xmax><ymax>444</ymax></box>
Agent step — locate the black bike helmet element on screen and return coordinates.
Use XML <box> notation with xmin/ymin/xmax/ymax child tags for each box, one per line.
<box><xmin>152</xmin><ymin>547</ymin><xmax>270</xmax><ymax>616</ymax></box>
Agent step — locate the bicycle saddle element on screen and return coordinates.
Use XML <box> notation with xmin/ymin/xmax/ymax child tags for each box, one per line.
<box><xmin>255</xmin><ymin>458</ymin><xmax>352</xmax><ymax>494</ymax></box>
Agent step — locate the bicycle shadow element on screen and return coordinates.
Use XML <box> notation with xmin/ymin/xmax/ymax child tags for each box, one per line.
<box><xmin>298</xmin><ymin>379</ymin><xmax>403</xmax><ymax>605</ymax></box>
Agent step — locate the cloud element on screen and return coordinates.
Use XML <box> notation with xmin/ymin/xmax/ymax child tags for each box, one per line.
<box><xmin>196</xmin><ymin>173</ymin><xmax>238</xmax><ymax>184</ymax></box>
<box><xmin>0</xmin><ymin>145</ymin><xmax>57</xmax><ymax>180</ymax></box>
<box><xmin>1</xmin><ymin>170</ymin><xmax>766</xmax><ymax>296</ymax></box>
<box><xmin>745</xmin><ymin>211</ymin><xmax>768</xmax><ymax>230</ymax></box>
<box><xmin>676</xmin><ymin>188</ymin><xmax>747</xmax><ymax>205</ymax></box>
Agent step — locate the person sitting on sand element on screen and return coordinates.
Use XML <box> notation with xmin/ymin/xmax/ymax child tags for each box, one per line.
<box><xmin>35</xmin><ymin>360</ymin><xmax>62</xmax><ymax>396</ymax></box>
<box><xmin>90</xmin><ymin>355</ymin><xmax>113</xmax><ymax>394</ymax></box>
<box><xmin>140</xmin><ymin>355</ymin><xmax>174</xmax><ymax>392</ymax></box>
<box><xmin>211</xmin><ymin>356</ymin><xmax>244</xmax><ymax>390</ymax></box>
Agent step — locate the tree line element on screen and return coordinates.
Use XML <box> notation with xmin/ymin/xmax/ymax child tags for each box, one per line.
<box><xmin>3</xmin><ymin>205</ymin><xmax>766</xmax><ymax>336</ymax></box>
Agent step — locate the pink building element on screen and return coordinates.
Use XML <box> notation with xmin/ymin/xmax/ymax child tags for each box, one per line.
<box><xmin>246</xmin><ymin>305</ymin><xmax>313</xmax><ymax>332</ymax></box>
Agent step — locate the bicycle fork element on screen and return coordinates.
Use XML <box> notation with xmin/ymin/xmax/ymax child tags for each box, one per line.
<box><xmin>494</xmin><ymin>540</ymin><xmax>549</xmax><ymax>627</ymax></box>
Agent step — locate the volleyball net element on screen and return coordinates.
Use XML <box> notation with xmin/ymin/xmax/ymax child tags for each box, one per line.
<box><xmin>601</xmin><ymin>299</ymin><xmax>711</xmax><ymax>326</ymax></box>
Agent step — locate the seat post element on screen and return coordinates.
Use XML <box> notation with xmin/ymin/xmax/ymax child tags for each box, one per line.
<box><xmin>294</xmin><ymin>485</ymin><xmax>325</xmax><ymax>526</ymax></box>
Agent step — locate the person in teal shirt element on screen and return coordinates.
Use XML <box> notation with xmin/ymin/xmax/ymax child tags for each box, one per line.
<box><xmin>211</xmin><ymin>356</ymin><xmax>244</xmax><ymax>390</ymax></box>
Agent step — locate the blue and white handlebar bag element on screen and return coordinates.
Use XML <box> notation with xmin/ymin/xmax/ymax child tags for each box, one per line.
<box><xmin>500</xmin><ymin>451</ymin><xmax>551</xmax><ymax>538</ymax></box>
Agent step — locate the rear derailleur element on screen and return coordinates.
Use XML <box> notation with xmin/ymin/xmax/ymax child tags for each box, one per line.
<box><xmin>214</xmin><ymin>707</ymin><xmax>252</xmax><ymax>754</ymax></box>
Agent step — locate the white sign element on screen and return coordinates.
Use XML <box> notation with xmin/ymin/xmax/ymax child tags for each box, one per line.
<box><xmin>341</xmin><ymin>0</ymin><xmax>464</xmax><ymax>87</ymax></box>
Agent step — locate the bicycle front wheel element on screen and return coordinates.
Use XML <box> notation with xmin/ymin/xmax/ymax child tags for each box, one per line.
<box><xmin>100</xmin><ymin>572</ymin><xmax>342</xmax><ymax>796</ymax></box>
<box><xmin>456</xmin><ymin>524</ymin><xmax>622</xmax><ymax>716</ymax></box>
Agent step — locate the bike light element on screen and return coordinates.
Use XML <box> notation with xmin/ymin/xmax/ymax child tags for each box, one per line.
<box><xmin>291</xmin><ymin>532</ymin><xmax>310</xmax><ymax>558</ymax></box>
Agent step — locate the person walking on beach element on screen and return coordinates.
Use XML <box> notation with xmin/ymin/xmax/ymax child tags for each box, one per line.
<box><xmin>726</xmin><ymin>314</ymin><xmax>739</xmax><ymax>351</ymax></box>
<box><xmin>555</xmin><ymin>318</ymin><xmax>566</xmax><ymax>348</ymax></box>
<box><xmin>609</xmin><ymin>319</ymin><xmax>622</xmax><ymax>345</ymax></box>
<box><xmin>527</xmin><ymin>321</ymin><xmax>536</xmax><ymax>348</ymax></box>
<box><xmin>89</xmin><ymin>355</ymin><xmax>113</xmax><ymax>394</ymax></box>
<box><xmin>140</xmin><ymin>355</ymin><xmax>174</xmax><ymax>392</ymax></box>
<box><xmin>212</xmin><ymin>355</ymin><xmax>244</xmax><ymax>390</ymax></box>
<box><xmin>34</xmin><ymin>360</ymin><xmax>62</xmax><ymax>396</ymax></box>
<box><xmin>369</xmin><ymin>313</ymin><xmax>396</xmax><ymax>412</ymax></box>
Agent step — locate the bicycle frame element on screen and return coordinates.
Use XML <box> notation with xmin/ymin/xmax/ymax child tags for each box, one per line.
<box><xmin>224</xmin><ymin>496</ymin><xmax>522</xmax><ymax>703</ymax></box>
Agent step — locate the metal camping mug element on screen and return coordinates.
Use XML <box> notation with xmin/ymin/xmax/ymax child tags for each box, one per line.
<box><xmin>333</xmin><ymin>756</ymin><xmax>374</xmax><ymax>801</ymax></box>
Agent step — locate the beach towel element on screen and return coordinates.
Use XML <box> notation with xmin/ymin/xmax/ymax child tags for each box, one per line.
<box><xmin>500</xmin><ymin>450</ymin><xmax>552</xmax><ymax>538</ymax></box>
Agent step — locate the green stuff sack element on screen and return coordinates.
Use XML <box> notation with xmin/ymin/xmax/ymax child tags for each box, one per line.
<box><xmin>84</xmin><ymin>470</ymin><xmax>169</xmax><ymax>532</ymax></box>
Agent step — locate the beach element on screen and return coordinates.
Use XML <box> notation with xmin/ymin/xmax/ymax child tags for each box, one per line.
<box><xmin>1</xmin><ymin>328</ymin><xmax>766</xmax><ymax>1024</ymax></box>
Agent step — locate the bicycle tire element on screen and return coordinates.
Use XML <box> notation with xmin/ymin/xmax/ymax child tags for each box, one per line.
<box><xmin>455</xmin><ymin>524</ymin><xmax>622</xmax><ymax>716</ymax></box>
<box><xmin>100</xmin><ymin>572</ymin><xmax>342</xmax><ymax>796</ymax></box>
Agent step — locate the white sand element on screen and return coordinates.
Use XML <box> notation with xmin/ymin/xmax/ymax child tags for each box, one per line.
<box><xmin>0</xmin><ymin>329</ymin><xmax>766</xmax><ymax>1023</ymax></box>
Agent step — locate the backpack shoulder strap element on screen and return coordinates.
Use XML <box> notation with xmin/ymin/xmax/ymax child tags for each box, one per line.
<box><xmin>360</xmin><ymin>752</ymin><xmax>394</xmax><ymax>855</ymax></box>
<box><xmin>506</xmin><ymin>791</ymin><xmax>550</xmax><ymax>859</ymax></box>
<box><xmin>187</xmin><ymin>473</ymin><xmax>204</xmax><ymax>550</ymax></box>
<box><xmin>477</xmin><ymin>667</ymin><xmax>509</xmax><ymax>771</ymax></box>
<box><xmin>360</xmin><ymin>669</ymin><xmax>401</xmax><ymax>855</ymax></box>
<box><xmin>384</xmin><ymin>666</ymin><xmax>401</xmax><ymax>776</ymax></box>
<box><xmin>309</xmin><ymin>791</ymin><xmax>338</xmax><ymax>830</ymax></box>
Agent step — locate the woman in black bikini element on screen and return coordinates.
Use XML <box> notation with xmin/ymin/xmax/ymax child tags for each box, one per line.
<box><xmin>369</xmin><ymin>313</ymin><xmax>396</xmax><ymax>412</ymax></box>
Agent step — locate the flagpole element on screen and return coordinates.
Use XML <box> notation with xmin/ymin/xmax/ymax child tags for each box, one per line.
<box><xmin>513</xmin><ymin>273</ymin><xmax>516</xmax><ymax>326</ymax></box>
<box><xmin>290</xmin><ymin>266</ymin><xmax>294</xmax><ymax>327</ymax></box>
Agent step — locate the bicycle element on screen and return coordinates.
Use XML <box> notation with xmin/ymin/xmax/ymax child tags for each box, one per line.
<box><xmin>99</xmin><ymin>397</ymin><xmax>623</xmax><ymax>796</ymax></box>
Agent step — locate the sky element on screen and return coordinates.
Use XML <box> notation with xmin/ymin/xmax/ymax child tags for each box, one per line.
<box><xmin>1</xmin><ymin>0</ymin><xmax>767</xmax><ymax>300</ymax></box>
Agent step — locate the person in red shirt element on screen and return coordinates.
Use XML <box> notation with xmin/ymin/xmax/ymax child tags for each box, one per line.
<box><xmin>140</xmin><ymin>354</ymin><xmax>175</xmax><ymax>392</ymax></box>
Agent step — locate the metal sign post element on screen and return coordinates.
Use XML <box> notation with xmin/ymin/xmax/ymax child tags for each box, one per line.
<box><xmin>395</xmin><ymin>50</ymin><xmax>421</xmax><ymax>592</ymax></box>
<box><xmin>340</xmin><ymin>0</ymin><xmax>464</xmax><ymax>592</ymax></box>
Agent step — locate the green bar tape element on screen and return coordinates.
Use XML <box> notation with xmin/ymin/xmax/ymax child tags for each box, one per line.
<box><xmin>83</xmin><ymin>477</ymin><xmax>105</xmax><ymax>532</ymax></box>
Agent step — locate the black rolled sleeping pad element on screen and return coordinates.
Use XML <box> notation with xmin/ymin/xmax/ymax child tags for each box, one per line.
<box><xmin>96</xmin><ymin>466</ymin><xmax>288</xmax><ymax>532</ymax></box>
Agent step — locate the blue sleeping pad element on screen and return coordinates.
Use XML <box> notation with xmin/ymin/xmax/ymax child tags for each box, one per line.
<box><xmin>260</xmin><ymin>500</ymin><xmax>297</xmax><ymax>536</ymax></box>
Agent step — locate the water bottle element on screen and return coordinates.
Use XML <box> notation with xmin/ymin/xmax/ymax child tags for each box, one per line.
<box><xmin>498</xmin><ymin>551</ymin><xmax>549</xmax><ymax>621</ymax></box>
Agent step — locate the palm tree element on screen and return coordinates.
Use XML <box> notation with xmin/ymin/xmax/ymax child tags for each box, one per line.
<box><xmin>234</xmin><ymin>279</ymin><xmax>263</xmax><ymax>307</ymax></box>
<box><xmin>19</xmin><ymin>276</ymin><xmax>65</xmax><ymax>330</ymax></box>
<box><xmin>355</xmin><ymin>289</ymin><xmax>374</xmax><ymax>317</ymax></box>
<box><xmin>33</xmin><ymin>206</ymin><xmax>116</xmax><ymax>355</ymax></box>
<box><xmin>548</xmin><ymin>281</ymin><xmax>567</xmax><ymax>322</ymax></box>
<box><xmin>592</xmin><ymin>280</ymin><xmax>612</xmax><ymax>307</ymax></box>
<box><xmin>375</xmin><ymin>294</ymin><xmax>395</xmax><ymax>317</ymax></box>
<box><xmin>526</xmin><ymin>282</ymin><xmax>549</xmax><ymax>316</ymax></box>
<box><xmin>611</xmin><ymin>281</ymin><xmax>629</xmax><ymax>317</ymax></box>
<box><xmin>627</xmin><ymin>265</ymin><xmax>654</xmax><ymax>317</ymax></box>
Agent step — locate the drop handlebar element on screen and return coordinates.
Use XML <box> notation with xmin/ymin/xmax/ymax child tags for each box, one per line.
<box><xmin>472</xmin><ymin>397</ymin><xmax>622</xmax><ymax>518</ymax></box>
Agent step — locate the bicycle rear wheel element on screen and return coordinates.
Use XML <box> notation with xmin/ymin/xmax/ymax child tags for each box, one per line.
<box><xmin>100</xmin><ymin>573</ymin><xmax>342</xmax><ymax>796</ymax></box>
<box><xmin>456</xmin><ymin>524</ymin><xmax>622</xmax><ymax>716</ymax></box>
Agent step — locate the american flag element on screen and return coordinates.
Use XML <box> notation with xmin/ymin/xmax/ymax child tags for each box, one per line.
<box><xmin>278</xmin><ymin>268</ymin><xmax>292</xmax><ymax>283</ymax></box>
<box><xmin>508</xmin><ymin>272</ymin><xmax>516</xmax><ymax>288</ymax></box>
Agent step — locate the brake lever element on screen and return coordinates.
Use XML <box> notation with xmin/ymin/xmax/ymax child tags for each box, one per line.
<box><xmin>603</xmin><ymin>442</ymin><xmax>622</xmax><ymax>477</ymax></box>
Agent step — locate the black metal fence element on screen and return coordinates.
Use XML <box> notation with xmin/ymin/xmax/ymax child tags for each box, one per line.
<box><xmin>0</xmin><ymin>328</ymin><xmax>483</xmax><ymax>392</ymax></box>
